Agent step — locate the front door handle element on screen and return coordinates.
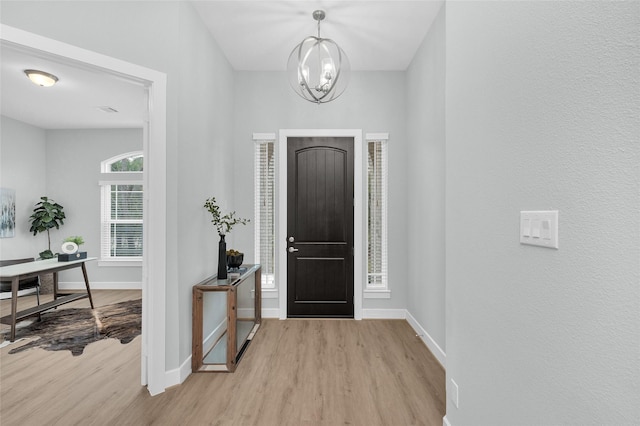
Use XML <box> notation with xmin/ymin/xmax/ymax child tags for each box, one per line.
<box><xmin>288</xmin><ymin>247</ymin><xmax>299</xmax><ymax>253</ymax></box>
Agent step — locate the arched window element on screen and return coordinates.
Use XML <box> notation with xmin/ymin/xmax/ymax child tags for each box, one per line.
<box><xmin>101</xmin><ymin>151</ymin><xmax>143</xmax><ymax>173</ymax></box>
<box><xmin>100</xmin><ymin>152</ymin><xmax>143</xmax><ymax>262</ymax></box>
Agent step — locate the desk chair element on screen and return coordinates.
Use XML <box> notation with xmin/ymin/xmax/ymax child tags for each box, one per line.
<box><xmin>0</xmin><ymin>258</ymin><xmax>41</xmax><ymax>307</ymax></box>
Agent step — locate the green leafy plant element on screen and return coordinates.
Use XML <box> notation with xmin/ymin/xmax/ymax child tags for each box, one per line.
<box><xmin>63</xmin><ymin>235</ymin><xmax>85</xmax><ymax>246</ymax></box>
<box><xmin>29</xmin><ymin>196</ymin><xmax>66</xmax><ymax>259</ymax></box>
<box><xmin>203</xmin><ymin>197</ymin><xmax>249</xmax><ymax>236</ymax></box>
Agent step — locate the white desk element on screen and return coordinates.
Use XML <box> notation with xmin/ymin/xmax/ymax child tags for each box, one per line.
<box><xmin>0</xmin><ymin>257</ymin><xmax>96</xmax><ymax>341</ymax></box>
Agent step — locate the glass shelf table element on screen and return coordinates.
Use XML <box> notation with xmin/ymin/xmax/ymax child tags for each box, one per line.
<box><xmin>192</xmin><ymin>264</ymin><xmax>261</xmax><ymax>372</ymax></box>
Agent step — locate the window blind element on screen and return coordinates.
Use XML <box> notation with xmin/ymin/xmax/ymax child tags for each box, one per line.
<box><xmin>367</xmin><ymin>140</ymin><xmax>388</xmax><ymax>289</ymax></box>
<box><xmin>254</xmin><ymin>140</ymin><xmax>276</xmax><ymax>288</ymax></box>
<box><xmin>101</xmin><ymin>184</ymin><xmax>143</xmax><ymax>259</ymax></box>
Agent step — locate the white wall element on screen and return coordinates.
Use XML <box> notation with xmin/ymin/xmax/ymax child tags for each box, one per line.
<box><xmin>44</xmin><ymin>128</ymin><xmax>142</xmax><ymax>287</ymax></box>
<box><xmin>0</xmin><ymin>116</ymin><xmax>46</xmax><ymax>259</ymax></box>
<box><xmin>405</xmin><ymin>4</ymin><xmax>446</xmax><ymax>362</ymax></box>
<box><xmin>6</xmin><ymin>4</ymin><xmax>637</xmax><ymax>418</ymax></box>
<box><xmin>0</xmin><ymin>121</ymin><xmax>144</xmax><ymax>287</ymax></box>
<box><xmin>445</xmin><ymin>2</ymin><xmax>640</xmax><ymax>424</ymax></box>
<box><xmin>1</xmin><ymin>0</ymin><xmax>182</xmax><ymax>373</ymax></box>
<box><xmin>175</xmin><ymin>1</ymin><xmax>236</xmax><ymax>367</ymax></box>
<box><xmin>0</xmin><ymin>1</ymin><xmax>236</xmax><ymax>374</ymax></box>
<box><xmin>231</xmin><ymin>71</ymin><xmax>409</xmax><ymax>313</ymax></box>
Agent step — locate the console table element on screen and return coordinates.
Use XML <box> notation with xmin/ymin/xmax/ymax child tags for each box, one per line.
<box><xmin>192</xmin><ymin>265</ymin><xmax>261</xmax><ymax>372</ymax></box>
<box><xmin>0</xmin><ymin>257</ymin><xmax>96</xmax><ymax>341</ymax></box>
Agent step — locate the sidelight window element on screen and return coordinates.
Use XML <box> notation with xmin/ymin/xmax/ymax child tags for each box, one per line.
<box><xmin>366</xmin><ymin>135</ymin><xmax>388</xmax><ymax>292</ymax></box>
<box><xmin>254</xmin><ymin>135</ymin><xmax>276</xmax><ymax>289</ymax></box>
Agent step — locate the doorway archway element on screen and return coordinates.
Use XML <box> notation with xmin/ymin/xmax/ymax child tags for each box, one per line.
<box><xmin>0</xmin><ymin>24</ymin><xmax>167</xmax><ymax>395</ymax></box>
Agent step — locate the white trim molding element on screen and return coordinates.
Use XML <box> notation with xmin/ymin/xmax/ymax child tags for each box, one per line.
<box><xmin>277</xmin><ymin>129</ymin><xmax>364</xmax><ymax>320</ymax></box>
<box><xmin>253</xmin><ymin>132</ymin><xmax>276</xmax><ymax>141</ymax></box>
<box><xmin>58</xmin><ymin>281</ymin><xmax>142</xmax><ymax>291</ymax></box>
<box><xmin>98</xmin><ymin>260</ymin><xmax>143</xmax><ymax>267</ymax></box>
<box><xmin>365</xmin><ymin>132</ymin><xmax>389</xmax><ymax>141</ymax></box>
<box><xmin>1</xmin><ymin>24</ymin><xmax>168</xmax><ymax>396</ymax></box>
<box><xmin>358</xmin><ymin>307</ymin><xmax>447</xmax><ymax>372</ymax></box>
<box><xmin>101</xmin><ymin>151</ymin><xmax>143</xmax><ymax>173</ymax></box>
<box><xmin>0</xmin><ymin>288</ymin><xmax>37</xmax><ymax>300</ymax></box>
<box><xmin>165</xmin><ymin>355</ymin><xmax>192</xmax><ymax>389</ymax></box>
<box><xmin>405</xmin><ymin>310</ymin><xmax>447</xmax><ymax>368</ymax></box>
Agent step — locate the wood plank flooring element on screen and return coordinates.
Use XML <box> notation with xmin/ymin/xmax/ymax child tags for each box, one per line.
<box><xmin>1</xmin><ymin>291</ymin><xmax>445</xmax><ymax>426</ymax></box>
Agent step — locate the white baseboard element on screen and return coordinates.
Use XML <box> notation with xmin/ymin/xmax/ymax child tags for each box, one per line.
<box><xmin>0</xmin><ymin>288</ymin><xmax>38</xmax><ymax>299</ymax></box>
<box><xmin>405</xmin><ymin>310</ymin><xmax>446</xmax><ymax>368</ymax></box>
<box><xmin>165</xmin><ymin>355</ymin><xmax>191</xmax><ymax>388</ymax></box>
<box><xmin>58</xmin><ymin>281</ymin><xmax>142</xmax><ymax>290</ymax></box>
<box><xmin>443</xmin><ymin>415</ymin><xmax>452</xmax><ymax>426</ymax></box>
<box><xmin>362</xmin><ymin>308</ymin><xmax>407</xmax><ymax>319</ymax></box>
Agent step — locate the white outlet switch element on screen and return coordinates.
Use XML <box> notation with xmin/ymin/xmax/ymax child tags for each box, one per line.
<box><xmin>531</xmin><ymin>220</ymin><xmax>541</xmax><ymax>238</ymax></box>
<box><xmin>541</xmin><ymin>220</ymin><xmax>551</xmax><ymax>239</ymax></box>
<box><xmin>520</xmin><ymin>211</ymin><xmax>558</xmax><ymax>249</ymax></box>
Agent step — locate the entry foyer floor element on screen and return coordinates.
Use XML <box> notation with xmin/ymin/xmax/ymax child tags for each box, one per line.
<box><xmin>1</xmin><ymin>291</ymin><xmax>445</xmax><ymax>425</ymax></box>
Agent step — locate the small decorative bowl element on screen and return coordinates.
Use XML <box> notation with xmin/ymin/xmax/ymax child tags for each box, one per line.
<box><xmin>227</xmin><ymin>253</ymin><xmax>244</xmax><ymax>269</ymax></box>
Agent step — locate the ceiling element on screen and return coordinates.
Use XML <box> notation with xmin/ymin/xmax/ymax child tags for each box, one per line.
<box><xmin>0</xmin><ymin>1</ymin><xmax>443</xmax><ymax>130</ymax></box>
<box><xmin>0</xmin><ymin>42</ymin><xmax>147</xmax><ymax>130</ymax></box>
<box><xmin>193</xmin><ymin>1</ymin><xmax>443</xmax><ymax>71</ymax></box>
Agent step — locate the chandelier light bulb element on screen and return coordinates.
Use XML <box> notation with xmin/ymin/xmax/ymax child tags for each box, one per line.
<box><xmin>299</xmin><ymin>65</ymin><xmax>310</xmax><ymax>85</ymax></box>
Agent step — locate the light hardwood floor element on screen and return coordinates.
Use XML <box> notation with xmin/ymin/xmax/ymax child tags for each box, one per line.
<box><xmin>1</xmin><ymin>291</ymin><xmax>445</xmax><ymax>426</ymax></box>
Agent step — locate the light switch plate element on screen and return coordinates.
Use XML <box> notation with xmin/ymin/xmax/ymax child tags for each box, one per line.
<box><xmin>520</xmin><ymin>211</ymin><xmax>558</xmax><ymax>249</ymax></box>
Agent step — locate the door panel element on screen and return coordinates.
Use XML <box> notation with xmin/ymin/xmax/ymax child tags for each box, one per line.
<box><xmin>287</xmin><ymin>137</ymin><xmax>354</xmax><ymax>318</ymax></box>
<box><xmin>293</xmin><ymin>258</ymin><xmax>346</xmax><ymax>301</ymax></box>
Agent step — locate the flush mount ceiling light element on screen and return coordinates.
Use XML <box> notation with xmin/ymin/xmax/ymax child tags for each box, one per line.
<box><xmin>287</xmin><ymin>10</ymin><xmax>350</xmax><ymax>104</ymax></box>
<box><xmin>24</xmin><ymin>69</ymin><xmax>59</xmax><ymax>87</ymax></box>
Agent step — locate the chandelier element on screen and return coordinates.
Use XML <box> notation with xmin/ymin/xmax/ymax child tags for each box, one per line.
<box><xmin>287</xmin><ymin>10</ymin><xmax>350</xmax><ymax>104</ymax></box>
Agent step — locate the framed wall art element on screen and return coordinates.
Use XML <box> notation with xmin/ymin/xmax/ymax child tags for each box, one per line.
<box><xmin>0</xmin><ymin>188</ymin><xmax>16</xmax><ymax>238</ymax></box>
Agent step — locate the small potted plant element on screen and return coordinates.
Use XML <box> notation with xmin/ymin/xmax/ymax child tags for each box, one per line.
<box><xmin>29</xmin><ymin>196</ymin><xmax>65</xmax><ymax>259</ymax></box>
<box><xmin>203</xmin><ymin>197</ymin><xmax>249</xmax><ymax>279</ymax></box>
<box><xmin>63</xmin><ymin>235</ymin><xmax>84</xmax><ymax>246</ymax></box>
<box><xmin>59</xmin><ymin>236</ymin><xmax>87</xmax><ymax>261</ymax></box>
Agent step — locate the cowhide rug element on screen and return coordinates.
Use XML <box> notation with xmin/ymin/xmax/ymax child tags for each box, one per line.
<box><xmin>2</xmin><ymin>299</ymin><xmax>141</xmax><ymax>356</ymax></box>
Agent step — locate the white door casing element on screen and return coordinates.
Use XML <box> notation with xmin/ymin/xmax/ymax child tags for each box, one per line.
<box><xmin>277</xmin><ymin>129</ymin><xmax>363</xmax><ymax>320</ymax></box>
<box><xmin>0</xmin><ymin>25</ymin><xmax>168</xmax><ymax>395</ymax></box>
